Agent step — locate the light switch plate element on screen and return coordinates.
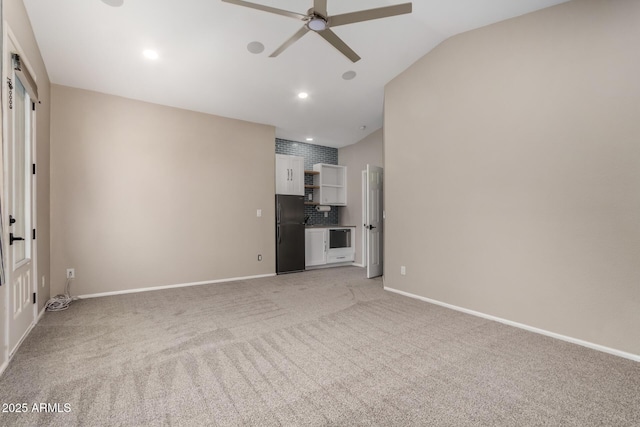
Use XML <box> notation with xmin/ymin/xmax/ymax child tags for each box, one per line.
<box><xmin>257</xmin><ymin>209</ymin><xmax>262</xmax><ymax>217</ymax></box>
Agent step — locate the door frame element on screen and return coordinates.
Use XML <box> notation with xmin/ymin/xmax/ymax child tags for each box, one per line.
<box><xmin>2</xmin><ymin>24</ymin><xmax>39</xmax><ymax>361</ymax></box>
<box><xmin>361</xmin><ymin>170</ymin><xmax>367</xmax><ymax>268</ymax></box>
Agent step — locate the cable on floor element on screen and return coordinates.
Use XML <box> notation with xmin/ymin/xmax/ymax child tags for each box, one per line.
<box><xmin>45</xmin><ymin>277</ymin><xmax>76</xmax><ymax>311</ymax></box>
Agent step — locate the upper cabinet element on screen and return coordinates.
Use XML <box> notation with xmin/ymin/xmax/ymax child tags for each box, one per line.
<box><xmin>313</xmin><ymin>163</ymin><xmax>347</xmax><ymax>206</ymax></box>
<box><xmin>275</xmin><ymin>154</ymin><xmax>304</xmax><ymax>195</ymax></box>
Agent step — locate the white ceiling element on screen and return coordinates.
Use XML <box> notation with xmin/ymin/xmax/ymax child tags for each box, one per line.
<box><xmin>24</xmin><ymin>0</ymin><xmax>569</xmax><ymax>148</ymax></box>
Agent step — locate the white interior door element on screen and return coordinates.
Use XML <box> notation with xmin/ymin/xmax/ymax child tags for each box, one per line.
<box><xmin>365</xmin><ymin>165</ymin><xmax>383</xmax><ymax>278</ymax></box>
<box><xmin>5</xmin><ymin>45</ymin><xmax>36</xmax><ymax>355</ymax></box>
<box><xmin>361</xmin><ymin>170</ymin><xmax>367</xmax><ymax>268</ymax></box>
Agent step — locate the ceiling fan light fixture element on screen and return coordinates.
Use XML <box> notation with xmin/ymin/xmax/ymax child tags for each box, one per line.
<box><xmin>224</xmin><ymin>1</ymin><xmax>413</xmax><ymax>62</ymax></box>
<box><xmin>307</xmin><ymin>17</ymin><xmax>327</xmax><ymax>32</ymax></box>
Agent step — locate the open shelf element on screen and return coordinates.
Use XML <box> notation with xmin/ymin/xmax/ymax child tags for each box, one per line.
<box><xmin>312</xmin><ymin>164</ymin><xmax>347</xmax><ymax>206</ymax></box>
<box><xmin>304</xmin><ymin>170</ymin><xmax>319</xmax><ymax>175</ymax></box>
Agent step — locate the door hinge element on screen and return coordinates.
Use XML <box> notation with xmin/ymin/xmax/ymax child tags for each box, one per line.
<box><xmin>33</xmin><ymin>292</ymin><xmax>36</xmax><ymax>304</ymax></box>
<box><xmin>33</xmin><ymin>228</ymin><xmax>36</xmax><ymax>240</ymax></box>
<box><xmin>32</xmin><ymin>102</ymin><xmax>36</xmax><ymax>111</ymax></box>
<box><xmin>32</xmin><ymin>163</ymin><xmax>36</xmax><ymax>175</ymax></box>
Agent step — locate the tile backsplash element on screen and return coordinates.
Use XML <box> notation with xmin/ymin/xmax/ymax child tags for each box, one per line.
<box><xmin>275</xmin><ymin>138</ymin><xmax>339</xmax><ymax>225</ymax></box>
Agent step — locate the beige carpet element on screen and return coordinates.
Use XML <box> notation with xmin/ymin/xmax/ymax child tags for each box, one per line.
<box><xmin>0</xmin><ymin>266</ymin><xmax>638</xmax><ymax>426</ymax></box>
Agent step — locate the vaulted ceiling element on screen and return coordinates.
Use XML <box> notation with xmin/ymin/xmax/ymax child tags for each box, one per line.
<box><xmin>24</xmin><ymin>0</ymin><xmax>569</xmax><ymax>147</ymax></box>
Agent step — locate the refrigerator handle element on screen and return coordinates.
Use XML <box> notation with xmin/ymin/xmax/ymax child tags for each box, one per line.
<box><xmin>277</xmin><ymin>203</ymin><xmax>281</xmax><ymax>223</ymax></box>
<box><xmin>276</xmin><ymin>224</ymin><xmax>281</xmax><ymax>244</ymax></box>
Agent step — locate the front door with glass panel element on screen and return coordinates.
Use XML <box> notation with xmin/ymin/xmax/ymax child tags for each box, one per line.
<box><xmin>6</xmin><ymin>44</ymin><xmax>36</xmax><ymax>355</ymax></box>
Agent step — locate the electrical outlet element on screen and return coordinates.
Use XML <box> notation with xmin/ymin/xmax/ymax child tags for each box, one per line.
<box><xmin>324</xmin><ymin>212</ymin><xmax>328</xmax><ymax>218</ymax></box>
<box><xmin>257</xmin><ymin>254</ymin><xmax>262</xmax><ymax>261</ymax></box>
<box><xmin>66</xmin><ymin>268</ymin><xmax>75</xmax><ymax>279</ymax></box>
<box><xmin>400</xmin><ymin>266</ymin><xmax>406</xmax><ymax>276</ymax></box>
<box><xmin>256</xmin><ymin>209</ymin><xmax>262</xmax><ymax>217</ymax></box>
<box><xmin>308</xmin><ymin>193</ymin><xmax>313</xmax><ymax>201</ymax></box>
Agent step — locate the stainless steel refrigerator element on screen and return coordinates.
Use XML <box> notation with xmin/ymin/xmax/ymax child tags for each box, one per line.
<box><xmin>276</xmin><ymin>195</ymin><xmax>305</xmax><ymax>274</ymax></box>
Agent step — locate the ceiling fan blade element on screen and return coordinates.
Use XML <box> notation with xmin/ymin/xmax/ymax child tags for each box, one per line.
<box><xmin>330</xmin><ymin>3</ymin><xmax>412</xmax><ymax>27</ymax></box>
<box><xmin>221</xmin><ymin>0</ymin><xmax>306</xmax><ymax>20</ymax></box>
<box><xmin>269</xmin><ymin>26</ymin><xmax>310</xmax><ymax>58</ymax></box>
<box><xmin>318</xmin><ymin>29</ymin><xmax>361</xmax><ymax>63</ymax></box>
<box><xmin>314</xmin><ymin>0</ymin><xmax>328</xmax><ymax>17</ymax></box>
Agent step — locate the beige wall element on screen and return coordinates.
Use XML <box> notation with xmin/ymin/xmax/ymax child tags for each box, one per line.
<box><xmin>384</xmin><ymin>0</ymin><xmax>640</xmax><ymax>356</ymax></box>
<box><xmin>1</xmin><ymin>0</ymin><xmax>51</xmax><ymax>368</ymax></box>
<box><xmin>338</xmin><ymin>129</ymin><xmax>383</xmax><ymax>265</ymax></box>
<box><xmin>50</xmin><ymin>85</ymin><xmax>275</xmax><ymax>296</ymax></box>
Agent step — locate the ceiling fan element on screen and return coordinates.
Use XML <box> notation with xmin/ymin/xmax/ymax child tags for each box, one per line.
<box><xmin>221</xmin><ymin>0</ymin><xmax>412</xmax><ymax>63</ymax></box>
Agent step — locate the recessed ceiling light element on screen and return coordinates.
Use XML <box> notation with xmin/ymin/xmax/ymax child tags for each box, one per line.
<box><xmin>306</xmin><ymin>138</ymin><xmax>314</xmax><ymax>142</ymax></box>
<box><xmin>247</xmin><ymin>41</ymin><xmax>264</xmax><ymax>54</ymax></box>
<box><xmin>298</xmin><ymin>92</ymin><xmax>309</xmax><ymax>99</ymax></box>
<box><xmin>143</xmin><ymin>49</ymin><xmax>159</xmax><ymax>60</ymax></box>
<box><xmin>101</xmin><ymin>0</ymin><xmax>124</xmax><ymax>7</ymax></box>
<box><xmin>342</xmin><ymin>71</ymin><xmax>357</xmax><ymax>80</ymax></box>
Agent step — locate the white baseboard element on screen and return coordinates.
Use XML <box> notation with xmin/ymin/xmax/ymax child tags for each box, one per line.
<box><xmin>77</xmin><ymin>273</ymin><xmax>276</xmax><ymax>299</ymax></box>
<box><xmin>305</xmin><ymin>263</ymin><xmax>357</xmax><ymax>270</ymax></box>
<box><xmin>384</xmin><ymin>286</ymin><xmax>640</xmax><ymax>363</ymax></box>
<box><xmin>37</xmin><ymin>307</ymin><xmax>45</xmax><ymax>322</ymax></box>
<box><xmin>352</xmin><ymin>263</ymin><xmax>365</xmax><ymax>268</ymax></box>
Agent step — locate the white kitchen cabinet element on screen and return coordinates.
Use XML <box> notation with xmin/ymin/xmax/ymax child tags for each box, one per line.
<box><xmin>305</xmin><ymin>226</ymin><xmax>355</xmax><ymax>268</ymax></box>
<box><xmin>312</xmin><ymin>163</ymin><xmax>347</xmax><ymax>206</ymax></box>
<box><xmin>276</xmin><ymin>154</ymin><xmax>304</xmax><ymax>196</ymax></box>
<box><xmin>326</xmin><ymin>227</ymin><xmax>355</xmax><ymax>264</ymax></box>
<box><xmin>305</xmin><ymin>228</ymin><xmax>327</xmax><ymax>267</ymax></box>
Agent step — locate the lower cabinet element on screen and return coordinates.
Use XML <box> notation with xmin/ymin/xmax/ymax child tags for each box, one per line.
<box><xmin>305</xmin><ymin>229</ymin><xmax>327</xmax><ymax>267</ymax></box>
<box><xmin>305</xmin><ymin>227</ymin><xmax>355</xmax><ymax>268</ymax></box>
<box><xmin>327</xmin><ymin>250</ymin><xmax>355</xmax><ymax>264</ymax></box>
